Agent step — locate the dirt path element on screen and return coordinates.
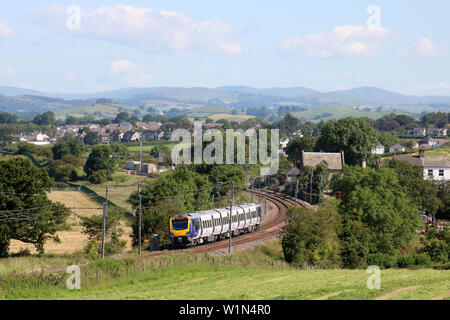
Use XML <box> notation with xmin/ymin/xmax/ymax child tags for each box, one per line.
<box><xmin>374</xmin><ymin>286</ymin><xmax>420</xmax><ymax>300</ymax></box>
<box><xmin>431</xmin><ymin>292</ymin><xmax>450</xmax><ymax>300</ymax></box>
<box><xmin>314</xmin><ymin>290</ymin><xmax>352</xmax><ymax>300</ymax></box>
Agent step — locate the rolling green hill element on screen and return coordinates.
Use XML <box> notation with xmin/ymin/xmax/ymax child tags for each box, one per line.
<box><xmin>292</xmin><ymin>105</ymin><xmax>416</xmax><ymax>123</ymax></box>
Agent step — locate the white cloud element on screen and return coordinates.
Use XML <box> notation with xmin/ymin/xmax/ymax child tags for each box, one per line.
<box><xmin>396</xmin><ymin>38</ymin><xmax>447</xmax><ymax>57</ymax></box>
<box><xmin>0</xmin><ymin>22</ymin><xmax>18</xmax><ymax>37</ymax></box>
<box><xmin>109</xmin><ymin>59</ymin><xmax>154</xmax><ymax>87</ymax></box>
<box><xmin>32</xmin><ymin>5</ymin><xmax>242</xmax><ymax>56</ymax></box>
<box><xmin>279</xmin><ymin>25</ymin><xmax>391</xmax><ymax>58</ymax></box>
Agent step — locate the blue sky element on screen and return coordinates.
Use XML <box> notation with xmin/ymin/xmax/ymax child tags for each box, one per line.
<box><xmin>0</xmin><ymin>0</ymin><xmax>449</xmax><ymax>95</ymax></box>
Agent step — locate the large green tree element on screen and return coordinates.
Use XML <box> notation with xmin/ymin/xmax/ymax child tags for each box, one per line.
<box><xmin>84</xmin><ymin>145</ymin><xmax>116</xmax><ymax>183</ymax></box>
<box><xmin>334</xmin><ymin>166</ymin><xmax>422</xmax><ymax>268</ymax></box>
<box><xmin>0</xmin><ymin>158</ymin><xmax>70</xmax><ymax>257</ymax></box>
<box><xmin>285</xmin><ymin>136</ymin><xmax>316</xmax><ymax>166</ymax></box>
<box><xmin>315</xmin><ymin>117</ymin><xmax>378</xmax><ymax>166</ymax></box>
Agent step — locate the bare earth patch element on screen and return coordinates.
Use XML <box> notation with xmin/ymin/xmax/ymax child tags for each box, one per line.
<box><xmin>431</xmin><ymin>292</ymin><xmax>450</xmax><ymax>300</ymax></box>
<box><xmin>374</xmin><ymin>286</ymin><xmax>420</xmax><ymax>300</ymax></box>
<box><xmin>315</xmin><ymin>290</ymin><xmax>352</xmax><ymax>300</ymax></box>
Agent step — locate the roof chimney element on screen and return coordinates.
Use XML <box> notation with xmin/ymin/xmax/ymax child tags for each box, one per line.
<box><xmin>419</xmin><ymin>146</ymin><xmax>425</xmax><ymax>159</ymax></box>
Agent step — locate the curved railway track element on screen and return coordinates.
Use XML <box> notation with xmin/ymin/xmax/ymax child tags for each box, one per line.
<box><xmin>188</xmin><ymin>189</ymin><xmax>310</xmax><ymax>253</ymax></box>
<box><xmin>24</xmin><ymin>190</ymin><xmax>308</xmax><ymax>276</ymax></box>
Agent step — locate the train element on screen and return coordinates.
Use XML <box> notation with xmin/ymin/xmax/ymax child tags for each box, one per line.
<box><xmin>169</xmin><ymin>203</ymin><xmax>262</xmax><ymax>247</ymax></box>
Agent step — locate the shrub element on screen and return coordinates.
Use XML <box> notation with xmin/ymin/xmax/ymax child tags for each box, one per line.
<box><xmin>365</xmin><ymin>253</ymin><xmax>397</xmax><ymax>269</ymax></box>
<box><xmin>422</xmin><ymin>239</ymin><xmax>449</xmax><ymax>263</ymax></box>
<box><xmin>88</xmin><ymin>170</ymin><xmax>108</xmax><ymax>184</ymax></box>
<box><xmin>282</xmin><ymin>200</ymin><xmax>341</xmax><ymax>269</ymax></box>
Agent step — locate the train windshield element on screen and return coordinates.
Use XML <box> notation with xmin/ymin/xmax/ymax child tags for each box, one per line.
<box><xmin>172</xmin><ymin>218</ymin><xmax>189</xmax><ymax>230</ymax></box>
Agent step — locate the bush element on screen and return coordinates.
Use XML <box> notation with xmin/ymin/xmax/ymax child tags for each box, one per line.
<box><xmin>366</xmin><ymin>253</ymin><xmax>397</xmax><ymax>269</ymax></box>
<box><xmin>88</xmin><ymin>170</ymin><xmax>108</xmax><ymax>184</ymax></box>
<box><xmin>422</xmin><ymin>239</ymin><xmax>449</xmax><ymax>263</ymax></box>
<box><xmin>282</xmin><ymin>200</ymin><xmax>341</xmax><ymax>269</ymax></box>
<box><xmin>397</xmin><ymin>254</ymin><xmax>432</xmax><ymax>268</ymax></box>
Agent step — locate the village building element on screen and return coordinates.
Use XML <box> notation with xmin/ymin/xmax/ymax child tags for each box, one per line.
<box><xmin>389</xmin><ymin>144</ymin><xmax>406</xmax><ymax>153</ymax></box>
<box><xmin>394</xmin><ymin>147</ymin><xmax>450</xmax><ymax>181</ymax></box>
<box><xmin>300</xmin><ymin>151</ymin><xmax>345</xmax><ymax>174</ymax></box>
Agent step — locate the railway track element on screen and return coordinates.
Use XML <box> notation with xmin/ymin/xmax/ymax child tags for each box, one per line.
<box><xmin>188</xmin><ymin>189</ymin><xmax>304</xmax><ymax>253</ymax></box>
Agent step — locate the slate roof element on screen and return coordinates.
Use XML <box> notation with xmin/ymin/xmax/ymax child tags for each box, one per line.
<box><xmin>394</xmin><ymin>155</ymin><xmax>450</xmax><ymax>168</ymax></box>
<box><xmin>301</xmin><ymin>151</ymin><xmax>345</xmax><ymax>171</ymax></box>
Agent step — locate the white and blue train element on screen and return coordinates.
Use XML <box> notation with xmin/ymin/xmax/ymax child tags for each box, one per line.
<box><xmin>169</xmin><ymin>203</ymin><xmax>262</xmax><ymax>247</ymax></box>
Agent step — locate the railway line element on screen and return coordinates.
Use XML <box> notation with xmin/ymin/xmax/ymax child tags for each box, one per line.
<box><xmin>188</xmin><ymin>189</ymin><xmax>310</xmax><ymax>254</ymax></box>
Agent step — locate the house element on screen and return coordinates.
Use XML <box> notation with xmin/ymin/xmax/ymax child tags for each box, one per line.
<box><xmin>125</xmin><ymin>161</ymin><xmax>157</xmax><ymax>174</ymax></box>
<box><xmin>122</xmin><ymin>131</ymin><xmax>141</xmax><ymax>143</ymax></box>
<box><xmin>372</xmin><ymin>145</ymin><xmax>385</xmax><ymax>155</ymax></box>
<box><xmin>419</xmin><ymin>136</ymin><xmax>441</xmax><ymax>149</ymax></box>
<box><xmin>407</xmin><ymin>128</ymin><xmax>426</xmax><ymax>136</ymax></box>
<box><xmin>427</xmin><ymin>128</ymin><xmax>448</xmax><ymax>136</ymax></box>
<box><xmin>389</xmin><ymin>144</ymin><xmax>405</xmax><ymax>153</ymax></box>
<box><xmin>300</xmin><ymin>151</ymin><xmax>345</xmax><ymax>173</ymax></box>
<box><xmin>394</xmin><ymin>147</ymin><xmax>450</xmax><ymax>181</ymax></box>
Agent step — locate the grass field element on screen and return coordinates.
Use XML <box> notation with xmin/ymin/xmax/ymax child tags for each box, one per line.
<box><xmin>9</xmin><ymin>188</ymin><xmax>134</xmax><ymax>255</ymax></box>
<box><xmin>1</xmin><ymin>255</ymin><xmax>448</xmax><ymax>300</ymax></box>
<box><xmin>208</xmin><ymin>114</ymin><xmax>256</xmax><ymax>123</ymax></box>
<box><xmin>292</xmin><ymin>105</ymin><xmax>416</xmax><ymax>123</ymax></box>
<box><xmin>54</xmin><ymin>103</ymin><xmax>136</xmax><ymax>120</ymax></box>
<box><xmin>78</xmin><ymin>172</ymin><xmax>148</xmax><ymax>211</ymax></box>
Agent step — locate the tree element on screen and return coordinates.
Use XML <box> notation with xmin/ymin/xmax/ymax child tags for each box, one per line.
<box><xmin>52</xmin><ymin>138</ymin><xmax>86</xmax><ymax>160</ymax></box>
<box><xmin>285</xmin><ymin>136</ymin><xmax>316</xmax><ymax>166</ymax></box>
<box><xmin>276</xmin><ymin>113</ymin><xmax>301</xmax><ymax>139</ymax></box>
<box><xmin>84</xmin><ymin>145</ymin><xmax>115</xmax><ymax>183</ymax></box>
<box><xmin>83</xmin><ymin>131</ymin><xmax>101</xmax><ymax>145</ymax></box>
<box><xmin>282</xmin><ymin>200</ymin><xmax>341</xmax><ymax>268</ymax></box>
<box><xmin>334</xmin><ymin>166</ymin><xmax>422</xmax><ymax>268</ymax></box>
<box><xmin>131</xmin><ymin>199</ymin><xmax>185</xmax><ymax>249</ymax></box>
<box><xmin>316</xmin><ymin>117</ymin><xmax>378</xmax><ymax>166</ymax></box>
<box><xmin>0</xmin><ymin>158</ymin><xmax>70</xmax><ymax>257</ymax></box>
<box><xmin>33</xmin><ymin>112</ymin><xmax>56</xmax><ymax>126</ymax></box>
<box><xmin>81</xmin><ymin>206</ymin><xmax>126</xmax><ymax>256</ymax></box>
<box><xmin>384</xmin><ymin>159</ymin><xmax>442</xmax><ymax>217</ymax></box>
<box><xmin>114</xmin><ymin>112</ymin><xmax>131</xmax><ymax>124</ymax></box>
<box><xmin>377</xmin><ymin>131</ymin><xmax>399</xmax><ymax>148</ymax></box>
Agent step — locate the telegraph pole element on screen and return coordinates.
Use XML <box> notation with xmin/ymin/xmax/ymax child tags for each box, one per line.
<box><xmin>258</xmin><ymin>167</ymin><xmax>261</xmax><ymax>203</ymax></box>
<box><xmin>309</xmin><ymin>170</ymin><xmax>313</xmax><ymax>204</ymax></box>
<box><xmin>138</xmin><ymin>182</ymin><xmax>143</xmax><ymax>255</ymax></box>
<box><xmin>101</xmin><ymin>187</ymin><xmax>109</xmax><ymax>260</ymax></box>
<box><xmin>217</xmin><ymin>182</ymin><xmax>221</xmax><ymax>208</ymax></box>
<box><xmin>140</xmin><ymin>138</ymin><xmax>144</xmax><ymax>175</ymax></box>
<box><xmin>295</xmin><ymin>179</ymin><xmax>299</xmax><ymax>206</ymax></box>
<box><xmin>228</xmin><ymin>181</ymin><xmax>234</xmax><ymax>255</ymax></box>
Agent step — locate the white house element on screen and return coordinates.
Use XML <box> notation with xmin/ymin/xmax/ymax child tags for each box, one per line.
<box><xmin>389</xmin><ymin>144</ymin><xmax>405</xmax><ymax>153</ymax></box>
<box><xmin>394</xmin><ymin>148</ymin><xmax>450</xmax><ymax>181</ymax></box>
<box><xmin>372</xmin><ymin>145</ymin><xmax>385</xmax><ymax>155</ymax></box>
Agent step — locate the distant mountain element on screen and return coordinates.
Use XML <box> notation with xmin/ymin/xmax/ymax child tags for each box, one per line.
<box><xmin>0</xmin><ymin>85</ymin><xmax>449</xmax><ymax>118</ymax></box>
<box><xmin>0</xmin><ymin>86</ymin><xmax>47</xmax><ymax>97</ymax></box>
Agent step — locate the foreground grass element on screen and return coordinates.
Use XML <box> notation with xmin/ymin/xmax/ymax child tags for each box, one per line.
<box><xmin>1</xmin><ymin>254</ymin><xmax>448</xmax><ymax>300</ymax></box>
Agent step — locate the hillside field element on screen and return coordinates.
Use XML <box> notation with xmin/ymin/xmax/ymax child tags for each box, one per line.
<box><xmin>292</xmin><ymin>105</ymin><xmax>416</xmax><ymax>122</ymax></box>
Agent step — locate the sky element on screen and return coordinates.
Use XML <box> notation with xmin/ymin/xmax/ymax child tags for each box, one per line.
<box><xmin>0</xmin><ymin>0</ymin><xmax>449</xmax><ymax>96</ymax></box>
